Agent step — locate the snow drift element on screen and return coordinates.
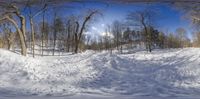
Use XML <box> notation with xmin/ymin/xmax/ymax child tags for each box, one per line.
<box><xmin>1</xmin><ymin>48</ymin><xmax>200</xmax><ymax>97</ymax></box>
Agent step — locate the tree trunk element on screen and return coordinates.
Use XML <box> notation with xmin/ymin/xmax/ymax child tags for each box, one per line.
<box><xmin>53</xmin><ymin>31</ymin><xmax>57</xmax><ymax>56</ymax></box>
<box><xmin>30</xmin><ymin>17</ymin><xmax>35</xmax><ymax>57</ymax></box>
<box><xmin>67</xmin><ymin>22</ymin><xmax>71</xmax><ymax>52</ymax></box>
<box><xmin>74</xmin><ymin>33</ymin><xmax>79</xmax><ymax>53</ymax></box>
<box><xmin>5</xmin><ymin>16</ymin><xmax>27</xmax><ymax>56</ymax></box>
<box><xmin>74</xmin><ymin>22</ymin><xmax>79</xmax><ymax>53</ymax></box>
<box><xmin>7</xmin><ymin>33</ymin><xmax>13</xmax><ymax>50</ymax></box>
<box><xmin>74</xmin><ymin>11</ymin><xmax>97</xmax><ymax>53</ymax></box>
<box><xmin>148</xmin><ymin>42</ymin><xmax>152</xmax><ymax>52</ymax></box>
<box><xmin>117</xmin><ymin>32</ymin><xmax>119</xmax><ymax>50</ymax></box>
<box><xmin>20</xmin><ymin>16</ymin><xmax>26</xmax><ymax>45</ymax></box>
<box><xmin>141</xmin><ymin>20</ymin><xmax>151</xmax><ymax>52</ymax></box>
<box><xmin>53</xmin><ymin>13</ymin><xmax>57</xmax><ymax>56</ymax></box>
<box><xmin>8</xmin><ymin>39</ymin><xmax>12</xmax><ymax>50</ymax></box>
<box><xmin>42</xmin><ymin>12</ymin><xmax>45</xmax><ymax>56</ymax></box>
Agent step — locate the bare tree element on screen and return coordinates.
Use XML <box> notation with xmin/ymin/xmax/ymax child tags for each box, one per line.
<box><xmin>0</xmin><ymin>0</ymin><xmax>82</xmax><ymax>56</ymax></box>
<box><xmin>174</xmin><ymin>2</ymin><xmax>200</xmax><ymax>25</ymax></box>
<box><xmin>26</xmin><ymin>2</ymin><xmax>47</xmax><ymax>57</ymax></box>
<box><xmin>0</xmin><ymin>3</ymin><xmax>27</xmax><ymax>55</ymax></box>
<box><xmin>65</xmin><ymin>16</ymin><xmax>78</xmax><ymax>52</ymax></box>
<box><xmin>111</xmin><ymin>20</ymin><xmax>123</xmax><ymax>52</ymax></box>
<box><xmin>52</xmin><ymin>15</ymin><xmax>65</xmax><ymax>55</ymax></box>
<box><xmin>127</xmin><ymin>9</ymin><xmax>157</xmax><ymax>52</ymax></box>
<box><xmin>74</xmin><ymin>10</ymin><xmax>99</xmax><ymax>53</ymax></box>
<box><xmin>0</xmin><ymin>22</ymin><xmax>15</xmax><ymax>50</ymax></box>
<box><xmin>39</xmin><ymin>20</ymin><xmax>49</xmax><ymax>55</ymax></box>
<box><xmin>85</xmin><ymin>35</ymin><xmax>91</xmax><ymax>49</ymax></box>
<box><xmin>175</xmin><ymin>27</ymin><xmax>187</xmax><ymax>48</ymax></box>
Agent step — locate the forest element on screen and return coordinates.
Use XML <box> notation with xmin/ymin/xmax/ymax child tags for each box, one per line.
<box><xmin>1</xmin><ymin>0</ymin><xmax>200</xmax><ymax>99</ymax></box>
<box><xmin>0</xmin><ymin>0</ymin><xmax>199</xmax><ymax>57</ymax></box>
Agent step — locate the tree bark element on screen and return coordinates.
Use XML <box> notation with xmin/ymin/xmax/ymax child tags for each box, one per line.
<box><xmin>20</xmin><ymin>15</ymin><xmax>26</xmax><ymax>45</ymax></box>
<box><xmin>141</xmin><ymin>17</ymin><xmax>151</xmax><ymax>52</ymax></box>
<box><xmin>30</xmin><ymin>17</ymin><xmax>35</xmax><ymax>57</ymax></box>
<box><xmin>74</xmin><ymin>11</ymin><xmax>98</xmax><ymax>53</ymax></box>
<box><xmin>42</xmin><ymin>11</ymin><xmax>45</xmax><ymax>56</ymax></box>
<box><xmin>10</xmin><ymin>5</ymin><xmax>27</xmax><ymax>47</ymax></box>
<box><xmin>67</xmin><ymin>20</ymin><xmax>71</xmax><ymax>52</ymax></box>
<box><xmin>74</xmin><ymin>22</ymin><xmax>79</xmax><ymax>53</ymax></box>
<box><xmin>3</xmin><ymin>16</ymin><xmax>27</xmax><ymax>55</ymax></box>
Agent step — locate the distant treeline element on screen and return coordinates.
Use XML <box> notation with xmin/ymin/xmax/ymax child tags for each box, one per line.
<box><xmin>0</xmin><ymin>0</ymin><xmax>199</xmax><ymax>57</ymax></box>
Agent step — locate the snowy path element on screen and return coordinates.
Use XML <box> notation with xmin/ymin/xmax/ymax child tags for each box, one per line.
<box><xmin>1</xmin><ymin>48</ymin><xmax>200</xmax><ymax>98</ymax></box>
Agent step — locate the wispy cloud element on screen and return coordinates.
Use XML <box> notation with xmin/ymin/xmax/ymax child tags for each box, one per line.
<box><xmin>101</xmin><ymin>24</ymin><xmax>105</xmax><ymax>27</ymax></box>
<box><xmin>91</xmin><ymin>26</ymin><xmax>98</xmax><ymax>30</ymax></box>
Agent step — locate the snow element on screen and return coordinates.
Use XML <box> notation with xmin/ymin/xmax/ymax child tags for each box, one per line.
<box><xmin>1</xmin><ymin>48</ymin><xmax>200</xmax><ymax>99</ymax></box>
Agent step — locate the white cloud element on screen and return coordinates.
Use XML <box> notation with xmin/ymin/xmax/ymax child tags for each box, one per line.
<box><xmin>101</xmin><ymin>32</ymin><xmax>114</xmax><ymax>38</ymax></box>
<box><xmin>101</xmin><ymin>24</ymin><xmax>105</xmax><ymax>27</ymax></box>
<box><xmin>91</xmin><ymin>26</ymin><xmax>98</xmax><ymax>31</ymax></box>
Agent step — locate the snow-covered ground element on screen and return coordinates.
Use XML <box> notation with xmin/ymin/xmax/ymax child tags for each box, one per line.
<box><xmin>1</xmin><ymin>48</ymin><xmax>200</xmax><ymax>99</ymax></box>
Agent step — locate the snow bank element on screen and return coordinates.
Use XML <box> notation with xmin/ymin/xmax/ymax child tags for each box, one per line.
<box><xmin>1</xmin><ymin>48</ymin><xmax>200</xmax><ymax>97</ymax></box>
<box><xmin>0</xmin><ymin>49</ymin><xmax>98</xmax><ymax>96</ymax></box>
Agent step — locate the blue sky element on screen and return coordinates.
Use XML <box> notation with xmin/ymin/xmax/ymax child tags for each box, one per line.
<box><xmin>25</xmin><ymin>1</ymin><xmax>193</xmax><ymax>39</ymax></box>
<box><xmin>66</xmin><ymin>2</ymin><xmax>193</xmax><ymax>39</ymax></box>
